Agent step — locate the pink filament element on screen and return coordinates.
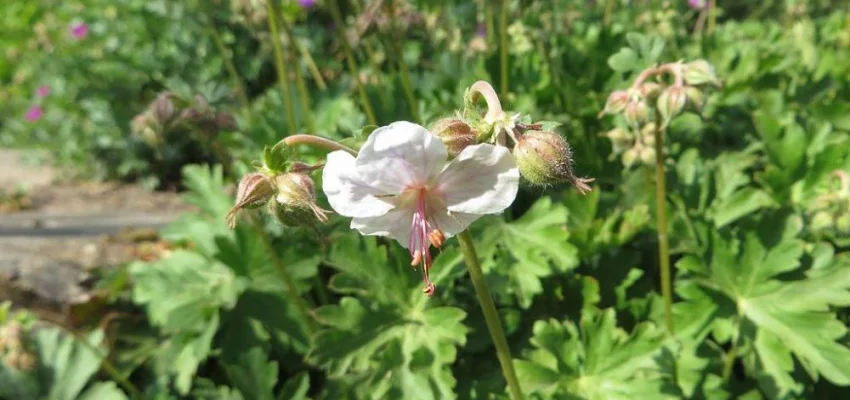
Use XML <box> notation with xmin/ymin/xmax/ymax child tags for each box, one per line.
<box><xmin>408</xmin><ymin>188</ymin><xmax>436</xmax><ymax>296</ymax></box>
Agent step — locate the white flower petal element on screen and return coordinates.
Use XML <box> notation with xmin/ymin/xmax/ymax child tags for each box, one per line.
<box><xmin>437</xmin><ymin>144</ymin><xmax>519</xmax><ymax>214</ymax></box>
<box><xmin>350</xmin><ymin>205</ymin><xmax>413</xmax><ymax>247</ymax></box>
<box><xmin>356</xmin><ymin>121</ymin><xmax>448</xmax><ymax>193</ymax></box>
<box><xmin>431</xmin><ymin>210</ymin><xmax>482</xmax><ymax>238</ymax></box>
<box><xmin>322</xmin><ymin>150</ymin><xmax>395</xmax><ymax>218</ymax></box>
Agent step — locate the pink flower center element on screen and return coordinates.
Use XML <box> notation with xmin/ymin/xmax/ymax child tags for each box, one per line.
<box><xmin>408</xmin><ymin>187</ymin><xmax>444</xmax><ymax>296</ymax></box>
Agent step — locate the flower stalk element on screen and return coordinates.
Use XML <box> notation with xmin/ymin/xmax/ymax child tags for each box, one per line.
<box><xmin>499</xmin><ymin>0</ymin><xmax>509</xmax><ymax>95</ymax></box>
<box><xmin>385</xmin><ymin>0</ymin><xmax>420</xmax><ymax>122</ymax></box>
<box><xmin>458</xmin><ymin>230</ymin><xmax>524</xmax><ymax>400</ymax></box>
<box><xmin>279</xmin><ymin>16</ymin><xmax>327</xmax><ymax>91</ymax></box>
<box><xmin>280</xmin><ymin>134</ymin><xmax>358</xmax><ymax>156</ymax></box>
<box><xmin>652</xmin><ymin>114</ymin><xmax>674</xmax><ymax>333</ymax></box>
<box><xmin>278</xmin><ymin>14</ymin><xmax>316</xmax><ymax>132</ymax></box>
<box><xmin>328</xmin><ymin>0</ymin><xmax>378</xmax><ymax>125</ymax></box>
<box><xmin>266</xmin><ymin>0</ymin><xmax>297</xmax><ymax>134</ymax></box>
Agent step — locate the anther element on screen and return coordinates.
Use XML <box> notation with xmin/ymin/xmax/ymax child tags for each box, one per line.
<box><xmin>428</xmin><ymin>229</ymin><xmax>445</xmax><ymax>248</ymax></box>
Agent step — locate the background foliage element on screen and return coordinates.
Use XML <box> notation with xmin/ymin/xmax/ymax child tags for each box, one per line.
<box><xmin>3</xmin><ymin>0</ymin><xmax>850</xmax><ymax>399</ymax></box>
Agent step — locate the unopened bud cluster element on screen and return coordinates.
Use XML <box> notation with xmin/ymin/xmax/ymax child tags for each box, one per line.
<box><xmin>600</xmin><ymin>60</ymin><xmax>719</xmax><ymax>169</ymax></box>
<box><xmin>227</xmin><ymin>144</ymin><xmax>329</xmax><ymax>230</ymax></box>
<box><xmin>131</xmin><ymin>92</ymin><xmax>237</xmax><ymax>148</ymax></box>
<box><xmin>0</xmin><ymin>321</ymin><xmax>37</xmax><ymax>372</ymax></box>
<box><xmin>807</xmin><ymin>170</ymin><xmax>850</xmax><ymax>237</ymax></box>
<box><xmin>430</xmin><ymin>82</ymin><xmax>594</xmax><ymax>194</ymax></box>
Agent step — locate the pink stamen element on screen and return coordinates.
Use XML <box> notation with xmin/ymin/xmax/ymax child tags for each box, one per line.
<box><xmin>408</xmin><ymin>188</ymin><xmax>438</xmax><ymax>296</ymax></box>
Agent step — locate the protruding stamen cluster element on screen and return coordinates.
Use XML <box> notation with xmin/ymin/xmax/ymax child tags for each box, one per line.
<box><xmin>408</xmin><ymin>188</ymin><xmax>443</xmax><ymax>296</ymax></box>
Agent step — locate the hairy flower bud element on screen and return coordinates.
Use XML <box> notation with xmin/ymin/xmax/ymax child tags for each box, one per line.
<box><xmin>152</xmin><ymin>93</ymin><xmax>175</xmax><ymax>126</ymax></box>
<box><xmin>683</xmin><ymin>59</ymin><xmax>720</xmax><ymax>87</ymax></box>
<box><xmin>600</xmin><ymin>90</ymin><xmax>630</xmax><ymax>116</ymax></box>
<box><xmin>226</xmin><ymin>173</ymin><xmax>276</xmax><ymax>229</ymax></box>
<box><xmin>622</xmin><ymin>147</ymin><xmax>639</xmax><ymax>168</ymax></box>
<box><xmin>430</xmin><ymin>118</ymin><xmax>476</xmax><ymax>156</ymax></box>
<box><xmin>638</xmin><ymin>82</ymin><xmax>662</xmax><ymax>100</ymax></box>
<box><xmin>657</xmin><ymin>86</ymin><xmax>687</xmax><ymax>126</ymax></box>
<box><xmin>513</xmin><ymin>131</ymin><xmax>593</xmax><ymax>193</ymax></box>
<box><xmin>623</xmin><ymin>98</ymin><xmax>649</xmax><ymax>127</ymax></box>
<box><xmin>271</xmin><ymin>173</ymin><xmax>330</xmax><ymax>228</ymax></box>
<box><xmin>685</xmin><ymin>86</ymin><xmax>706</xmax><ymax>112</ymax></box>
<box><xmin>639</xmin><ymin>146</ymin><xmax>657</xmax><ymax>166</ymax></box>
<box><xmin>640</xmin><ymin>123</ymin><xmax>657</xmax><ymax>147</ymax></box>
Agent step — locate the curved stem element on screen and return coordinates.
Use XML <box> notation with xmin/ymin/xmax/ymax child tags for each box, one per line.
<box><xmin>266</xmin><ymin>0</ymin><xmax>297</xmax><ymax>134</ymax></box>
<box><xmin>469</xmin><ymin>80</ymin><xmax>505</xmax><ymax>122</ymax></box>
<box><xmin>499</xmin><ymin>0</ymin><xmax>509</xmax><ymax>95</ymax></box>
<box><xmin>653</xmin><ymin>116</ymin><xmax>674</xmax><ymax>334</ymax></box>
<box><xmin>249</xmin><ymin>214</ymin><xmax>317</xmax><ymax>333</ymax></box>
<box><xmin>280</xmin><ymin>134</ymin><xmax>358</xmax><ymax>156</ymax></box>
<box><xmin>457</xmin><ymin>230</ymin><xmax>524</xmax><ymax>400</ymax></box>
<box><xmin>329</xmin><ymin>0</ymin><xmax>378</xmax><ymax>125</ymax></box>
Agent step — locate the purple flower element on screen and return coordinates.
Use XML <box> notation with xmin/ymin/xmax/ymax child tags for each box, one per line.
<box><xmin>298</xmin><ymin>0</ymin><xmax>316</xmax><ymax>8</ymax></box>
<box><xmin>70</xmin><ymin>22</ymin><xmax>88</xmax><ymax>39</ymax></box>
<box><xmin>36</xmin><ymin>85</ymin><xmax>50</xmax><ymax>98</ymax></box>
<box><xmin>688</xmin><ymin>0</ymin><xmax>707</xmax><ymax>10</ymax></box>
<box><xmin>25</xmin><ymin>106</ymin><xmax>43</xmax><ymax>122</ymax></box>
<box><xmin>476</xmin><ymin>23</ymin><xmax>487</xmax><ymax>37</ymax></box>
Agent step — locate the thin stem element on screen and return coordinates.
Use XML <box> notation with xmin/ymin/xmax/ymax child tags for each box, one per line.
<box><xmin>64</xmin><ymin>329</ymin><xmax>140</xmax><ymax>398</ymax></box>
<box><xmin>653</xmin><ymin>117</ymin><xmax>674</xmax><ymax>334</ymax></box>
<box><xmin>329</xmin><ymin>0</ymin><xmax>378</xmax><ymax>125</ymax></box>
<box><xmin>707</xmin><ymin>0</ymin><xmax>716</xmax><ymax>34</ymax></box>
<box><xmin>722</xmin><ymin>316</ymin><xmax>741</xmax><ymax>381</ymax></box>
<box><xmin>266</xmin><ymin>0</ymin><xmax>297</xmax><ymax>134</ymax></box>
<box><xmin>279</xmin><ymin>17</ymin><xmax>327</xmax><ymax>91</ymax></box>
<box><xmin>604</xmin><ymin>0</ymin><xmax>615</xmax><ymax>26</ymax></box>
<box><xmin>385</xmin><ymin>0</ymin><xmax>420</xmax><ymax>122</ymax></box>
<box><xmin>499</xmin><ymin>0</ymin><xmax>509</xmax><ymax>95</ymax></box>
<box><xmin>278</xmin><ymin>14</ymin><xmax>315</xmax><ymax>132</ymax></box>
<box><xmin>457</xmin><ymin>230</ymin><xmax>524</xmax><ymax>400</ymax></box>
<box><xmin>249</xmin><ymin>214</ymin><xmax>317</xmax><ymax>333</ymax></box>
<box><xmin>363</xmin><ymin>38</ymin><xmax>390</xmax><ymax>108</ymax></box>
<box><xmin>280</xmin><ymin>134</ymin><xmax>358</xmax><ymax>156</ymax></box>
<box><xmin>205</xmin><ymin>19</ymin><xmax>249</xmax><ymax>111</ymax></box>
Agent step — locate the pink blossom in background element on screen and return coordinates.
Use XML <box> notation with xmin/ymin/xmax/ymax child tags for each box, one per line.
<box><xmin>70</xmin><ymin>22</ymin><xmax>88</xmax><ymax>39</ymax></box>
<box><xmin>476</xmin><ymin>23</ymin><xmax>487</xmax><ymax>37</ymax></box>
<box><xmin>298</xmin><ymin>0</ymin><xmax>316</xmax><ymax>8</ymax></box>
<box><xmin>25</xmin><ymin>106</ymin><xmax>43</xmax><ymax>122</ymax></box>
<box><xmin>688</xmin><ymin>0</ymin><xmax>707</xmax><ymax>9</ymax></box>
<box><xmin>36</xmin><ymin>85</ymin><xmax>50</xmax><ymax>97</ymax></box>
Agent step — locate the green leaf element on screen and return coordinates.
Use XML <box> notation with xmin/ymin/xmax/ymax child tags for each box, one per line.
<box><xmin>313</xmin><ymin>235</ymin><xmax>468</xmax><ymax>399</ymax></box>
<box><xmin>78</xmin><ymin>382</ymin><xmax>129</xmax><ymax>400</ymax></box>
<box><xmin>476</xmin><ymin>197</ymin><xmax>580</xmax><ymax>307</ymax></box>
<box><xmin>277</xmin><ymin>372</ymin><xmax>310</xmax><ymax>400</ymax></box>
<box><xmin>513</xmin><ymin>309</ymin><xmax>672</xmax><ymax>399</ymax></box>
<box><xmin>224</xmin><ymin>347</ymin><xmax>278</xmax><ymax>400</ymax></box>
<box><xmin>710</xmin><ymin>187</ymin><xmax>775</xmax><ymax>228</ymax></box>
<box><xmin>607</xmin><ymin>48</ymin><xmax>639</xmax><ymax>72</ymax></box>
<box><xmin>680</xmin><ymin>222</ymin><xmax>850</xmax><ymax>396</ymax></box>
<box><xmin>36</xmin><ymin>329</ymin><xmax>107</xmax><ymax>400</ymax></box>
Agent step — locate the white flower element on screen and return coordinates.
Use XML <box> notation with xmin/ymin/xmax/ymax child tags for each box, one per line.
<box><xmin>322</xmin><ymin>121</ymin><xmax>519</xmax><ymax>295</ymax></box>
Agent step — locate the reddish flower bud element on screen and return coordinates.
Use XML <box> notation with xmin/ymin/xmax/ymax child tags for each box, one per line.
<box><xmin>600</xmin><ymin>90</ymin><xmax>630</xmax><ymax>117</ymax></box>
<box><xmin>657</xmin><ymin>86</ymin><xmax>687</xmax><ymax>126</ymax></box>
<box><xmin>623</xmin><ymin>98</ymin><xmax>649</xmax><ymax>127</ymax></box>
<box><xmin>430</xmin><ymin>118</ymin><xmax>477</xmax><ymax>156</ymax></box>
<box><xmin>513</xmin><ymin>131</ymin><xmax>593</xmax><ymax>193</ymax></box>
<box><xmin>683</xmin><ymin>59</ymin><xmax>720</xmax><ymax>87</ymax></box>
<box><xmin>226</xmin><ymin>173</ymin><xmax>276</xmax><ymax>229</ymax></box>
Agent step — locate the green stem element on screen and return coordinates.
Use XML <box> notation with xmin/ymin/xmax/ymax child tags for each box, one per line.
<box><xmin>249</xmin><ymin>215</ymin><xmax>317</xmax><ymax>333</ymax></box>
<box><xmin>653</xmin><ymin>118</ymin><xmax>674</xmax><ymax>334</ymax></box>
<box><xmin>281</xmin><ymin>134</ymin><xmax>358</xmax><ymax>156</ymax></box>
<box><xmin>266</xmin><ymin>0</ymin><xmax>297</xmax><ymax>134</ymax></box>
<box><xmin>499</xmin><ymin>0</ymin><xmax>509</xmax><ymax>96</ymax></box>
<box><xmin>205</xmin><ymin>19</ymin><xmax>249</xmax><ymax>112</ymax></box>
<box><xmin>279</xmin><ymin>17</ymin><xmax>327</xmax><ymax>91</ymax></box>
<box><xmin>603</xmin><ymin>0</ymin><xmax>614</xmax><ymax>26</ymax></box>
<box><xmin>385</xmin><ymin>0</ymin><xmax>420</xmax><ymax>122</ymax></box>
<box><xmin>457</xmin><ymin>230</ymin><xmax>524</xmax><ymax>400</ymax></box>
<box><xmin>278</xmin><ymin>14</ymin><xmax>315</xmax><ymax>132</ymax></box>
<box><xmin>329</xmin><ymin>0</ymin><xmax>378</xmax><ymax>125</ymax></box>
<box><xmin>722</xmin><ymin>316</ymin><xmax>741</xmax><ymax>381</ymax></box>
<box><xmin>707</xmin><ymin>0</ymin><xmax>716</xmax><ymax>34</ymax></box>
<box><xmin>363</xmin><ymin>39</ymin><xmax>390</xmax><ymax>109</ymax></box>
<box><xmin>66</xmin><ymin>329</ymin><xmax>140</xmax><ymax>398</ymax></box>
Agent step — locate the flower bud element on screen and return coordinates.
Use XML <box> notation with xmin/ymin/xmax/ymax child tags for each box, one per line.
<box><xmin>638</xmin><ymin>82</ymin><xmax>662</xmax><ymax>100</ymax></box>
<box><xmin>623</xmin><ymin>99</ymin><xmax>649</xmax><ymax>127</ymax></box>
<box><xmin>603</xmin><ymin>128</ymin><xmax>633</xmax><ymax>154</ymax></box>
<box><xmin>152</xmin><ymin>93</ymin><xmax>175</xmax><ymax>126</ymax></box>
<box><xmin>683</xmin><ymin>59</ymin><xmax>720</xmax><ymax>87</ymax></box>
<box><xmin>639</xmin><ymin>146</ymin><xmax>657</xmax><ymax>166</ymax></box>
<box><xmin>640</xmin><ymin>123</ymin><xmax>657</xmax><ymax>147</ymax></box>
<box><xmin>513</xmin><ymin>131</ymin><xmax>593</xmax><ymax>193</ymax></box>
<box><xmin>600</xmin><ymin>90</ymin><xmax>629</xmax><ymax>117</ymax></box>
<box><xmin>226</xmin><ymin>173</ymin><xmax>276</xmax><ymax>229</ymax></box>
<box><xmin>657</xmin><ymin>86</ymin><xmax>687</xmax><ymax>126</ymax></box>
<box><xmin>430</xmin><ymin>118</ymin><xmax>477</xmax><ymax>156</ymax></box>
<box><xmin>685</xmin><ymin>86</ymin><xmax>706</xmax><ymax>112</ymax></box>
<box><xmin>810</xmin><ymin>211</ymin><xmax>833</xmax><ymax>232</ymax></box>
<box><xmin>837</xmin><ymin>214</ymin><xmax>850</xmax><ymax>233</ymax></box>
<box><xmin>622</xmin><ymin>147</ymin><xmax>639</xmax><ymax>168</ymax></box>
<box><xmin>271</xmin><ymin>173</ymin><xmax>330</xmax><ymax>228</ymax></box>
